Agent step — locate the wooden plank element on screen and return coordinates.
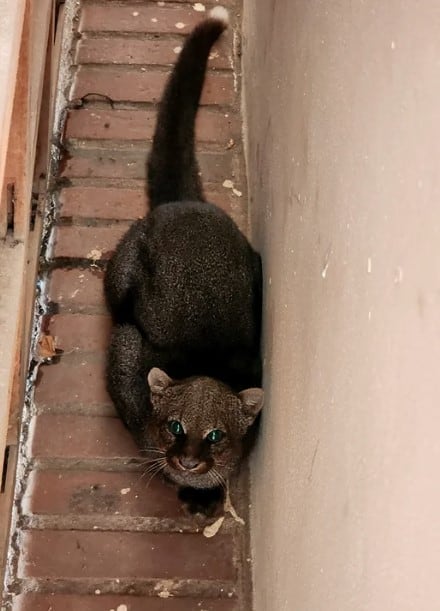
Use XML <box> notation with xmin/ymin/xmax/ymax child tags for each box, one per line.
<box><xmin>0</xmin><ymin>0</ymin><xmax>26</xmax><ymax>239</ymax></box>
<box><xmin>4</xmin><ymin>0</ymin><xmax>31</xmax><ymax>242</ymax></box>
<box><xmin>0</xmin><ymin>444</ymin><xmax>17</xmax><ymax>577</ymax></box>
<box><xmin>0</xmin><ymin>241</ymin><xmax>26</xmax><ymax>478</ymax></box>
<box><xmin>0</xmin><ymin>0</ymin><xmax>54</xmax><ymax>484</ymax></box>
<box><xmin>8</xmin><ymin>1</ymin><xmax>54</xmax><ymax>429</ymax></box>
<box><xmin>1</xmin><ymin>3</ymin><xmax>56</xmax><ymax>584</ymax></box>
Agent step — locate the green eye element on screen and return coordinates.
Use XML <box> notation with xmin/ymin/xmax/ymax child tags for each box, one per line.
<box><xmin>206</xmin><ymin>429</ymin><xmax>224</xmax><ymax>444</ymax></box>
<box><xmin>168</xmin><ymin>420</ymin><xmax>184</xmax><ymax>436</ymax></box>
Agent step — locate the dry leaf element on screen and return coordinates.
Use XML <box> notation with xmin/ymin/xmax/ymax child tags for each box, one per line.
<box><xmin>203</xmin><ymin>516</ymin><xmax>225</xmax><ymax>538</ymax></box>
<box><xmin>38</xmin><ymin>334</ymin><xmax>58</xmax><ymax>359</ymax></box>
<box><xmin>202</xmin><ymin>483</ymin><xmax>244</xmax><ymax>538</ymax></box>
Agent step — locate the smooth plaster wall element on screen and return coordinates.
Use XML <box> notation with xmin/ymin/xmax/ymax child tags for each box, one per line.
<box><xmin>242</xmin><ymin>2</ymin><xmax>440</xmax><ymax>610</ymax></box>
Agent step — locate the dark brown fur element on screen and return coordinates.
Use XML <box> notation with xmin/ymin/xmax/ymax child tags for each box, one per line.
<box><xmin>104</xmin><ymin>11</ymin><xmax>263</xmax><ymax>514</ymax></box>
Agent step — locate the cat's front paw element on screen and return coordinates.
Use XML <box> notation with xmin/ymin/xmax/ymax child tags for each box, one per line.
<box><xmin>178</xmin><ymin>486</ymin><xmax>224</xmax><ymax>518</ymax></box>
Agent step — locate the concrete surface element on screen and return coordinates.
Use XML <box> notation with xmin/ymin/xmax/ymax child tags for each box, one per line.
<box><xmin>243</xmin><ymin>1</ymin><xmax>440</xmax><ymax>610</ymax></box>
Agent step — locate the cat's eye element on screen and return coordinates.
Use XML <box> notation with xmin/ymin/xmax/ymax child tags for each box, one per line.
<box><xmin>206</xmin><ymin>429</ymin><xmax>224</xmax><ymax>443</ymax></box>
<box><xmin>168</xmin><ymin>420</ymin><xmax>184</xmax><ymax>436</ymax></box>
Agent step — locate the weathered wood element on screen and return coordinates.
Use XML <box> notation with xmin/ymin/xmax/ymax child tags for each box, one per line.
<box><xmin>0</xmin><ymin>444</ymin><xmax>17</xmax><ymax>577</ymax></box>
<box><xmin>8</xmin><ymin>1</ymin><xmax>55</xmax><ymax>436</ymax></box>
<box><xmin>0</xmin><ymin>0</ymin><xmax>55</xmax><ymax>504</ymax></box>
<box><xmin>0</xmin><ymin>0</ymin><xmax>26</xmax><ymax>239</ymax></box>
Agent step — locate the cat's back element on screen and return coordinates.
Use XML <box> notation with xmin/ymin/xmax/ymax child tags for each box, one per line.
<box><xmin>145</xmin><ymin>201</ymin><xmax>253</xmax><ymax>266</ymax></box>
<box><xmin>136</xmin><ymin>201</ymin><xmax>260</xmax><ymax>348</ymax></box>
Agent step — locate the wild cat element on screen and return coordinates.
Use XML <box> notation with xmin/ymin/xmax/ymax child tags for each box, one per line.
<box><xmin>104</xmin><ymin>7</ymin><xmax>263</xmax><ymax>514</ymax></box>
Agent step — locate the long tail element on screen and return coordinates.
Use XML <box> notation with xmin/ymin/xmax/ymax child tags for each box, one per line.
<box><xmin>147</xmin><ymin>7</ymin><xmax>229</xmax><ymax>208</ymax></box>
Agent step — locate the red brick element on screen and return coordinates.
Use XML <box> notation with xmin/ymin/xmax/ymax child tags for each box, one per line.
<box><xmin>47</xmin><ymin>314</ymin><xmax>111</xmax><ymax>353</ymax></box>
<box><xmin>14</xmin><ymin>594</ymin><xmax>237</xmax><ymax>611</ymax></box>
<box><xmin>58</xmin><ymin>185</ymin><xmax>245</xmax><ymax>232</ymax></box>
<box><xmin>61</xmin><ymin>152</ymin><xmax>147</xmax><ymax>181</ymax></box>
<box><xmin>61</xmin><ymin>150</ymin><xmax>235</xmax><ymax>184</ymax></box>
<box><xmin>81</xmin><ymin>4</ymin><xmax>216</xmax><ymax>35</ymax></box>
<box><xmin>31</xmin><ymin>414</ymin><xmax>137</xmax><ymax>459</ymax></box>
<box><xmin>65</xmin><ymin>107</ymin><xmax>239</xmax><ymax>144</ymax></box>
<box><xmin>59</xmin><ymin>186</ymin><xmax>147</xmax><ymax>220</ymax></box>
<box><xmin>35</xmin><ymin>360</ymin><xmax>110</xmax><ymax>407</ymax></box>
<box><xmin>59</xmin><ymin>185</ymin><xmax>242</xmax><ymax>221</ymax></box>
<box><xmin>19</xmin><ymin>530</ymin><xmax>235</xmax><ymax>580</ymax></box>
<box><xmin>72</xmin><ymin>65</ymin><xmax>234</xmax><ymax>105</ymax></box>
<box><xmin>24</xmin><ymin>470</ymin><xmax>183</xmax><ymax>518</ymax></box>
<box><xmin>49</xmin><ymin>268</ymin><xmax>106</xmax><ymax>309</ymax></box>
<box><xmin>53</xmin><ymin>225</ymin><xmax>126</xmax><ymax>259</ymax></box>
<box><xmin>76</xmin><ymin>35</ymin><xmax>232</xmax><ymax>70</ymax></box>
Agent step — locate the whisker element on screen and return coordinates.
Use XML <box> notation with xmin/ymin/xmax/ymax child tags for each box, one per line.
<box><xmin>208</xmin><ymin>469</ymin><xmax>222</xmax><ymax>489</ymax></box>
<box><xmin>144</xmin><ymin>460</ymin><xmax>168</xmax><ymax>488</ymax></box>
<box><xmin>211</xmin><ymin>467</ymin><xmax>227</xmax><ymax>492</ymax></box>
<box><xmin>130</xmin><ymin>457</ymin><xmax>168</xmax><ymax>489</ymax></box>
<box><xmin>141</xmin><ymin>458</ymin><xmax>167</xmax><ymax>477</ymax></box>
<box><xmin>139</xmin><ymin>447</ymin><xmax>166</xmax><ymax>455</ymax></box>
<box><xmin>137</xmin><ymin>457</ymin><xmax>167</xmax><ymax>466</ymax></box>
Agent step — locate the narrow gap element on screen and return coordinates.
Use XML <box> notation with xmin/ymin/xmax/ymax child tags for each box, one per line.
<box><xmin>6</xmin><ymin>183</ymin><xmax>15</xmax><ymax>235</ymax></box>
<box><xmin>0</xmin><ymin>446</ymin><xmax>10</xmax><ymax>494</ymax></box>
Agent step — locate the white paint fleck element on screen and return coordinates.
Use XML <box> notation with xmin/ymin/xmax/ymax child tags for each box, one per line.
<box><xmin>151</xmin><ymin>17</ymin><xmax>158</xmax><ymax>23</ymax></box>
<box><xmin>175</xmin><ymin>22</ymin><xmax>185</xmax><ymax>29</ymax></box>
<box><xmin>132</xmin><ymin>11</ymin><xmax>139</xmax><ymax>17</ymax></box>
<box><xmin>87</xmin><ymin>249</ymin><xmax>102</xmax><ymax>261</ymax></box>
<box><xmin>368</xmin><ymin>311</ymin><xmax>372</xmax><ymax>321</ymax></box>
<box><xmin>321</xmin><ymin>246</ymin><xmax>332</xmax><ymax>279</ymax></box>
<box><xmin>158</xmin><ymin>590</ymin><xmax>172</xmax><ymax>598</ymax></box>
<box><xmin>367</xmin><ymin>257</ymin><xmax>372</xmax><ymax>273</ymax></box>
<box><xmin>120</xmin><ymin>487</ymin><xmax>131</xmax><ymax>495</ymax></box>
<box><xmin>232</xmin><ymin>188</ymin><xmax>242</xmax><ymax>197</ymax></box>
<box><xmin>394</xmin><ymin>266</ymin><xmax>403</xmax><ymax>284</ymax></box>
<box><xmin>94</xmin><ymin>589</ymin><xmax>101</xmax><ymax>595</ymax></box>
<box><xmin>222</xmin><ymin>179</ymin><xmax>234</xmax><ymax>189</ymax></box>
<box><xmin>117</xmin><ymin>606</ymin><xmax>128</xmax><ymax>611</ymax></box>
<box><xmin>173</xmin><ymin>46</ymin><xmax>182</xmax><ymax>55</ymax></box>
<box><xmin>391</xmin><ymin>40</ymin><xmax>396</xmax><ymax>50</ymax></box>
<box><xmin>193</xmin><ymin>3</ymin><xmax>206</xmax><ymax>11</ymax></box>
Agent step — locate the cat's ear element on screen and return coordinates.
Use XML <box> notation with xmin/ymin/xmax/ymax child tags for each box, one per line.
<box><xmin>238</xmin><ymin>388</ymin><xmax>264</xmax><ymax>419</ymax></box>
<box><xmin>148</xmin><ymin>367</ymin><xmax>173</xmax><ymax>395</ymax></box>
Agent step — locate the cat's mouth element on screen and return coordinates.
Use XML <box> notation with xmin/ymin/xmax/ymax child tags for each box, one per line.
<box><xmin>168</xmin><ymin>455</ymin><xmax>209</xmax><ymax>475</ymax></box>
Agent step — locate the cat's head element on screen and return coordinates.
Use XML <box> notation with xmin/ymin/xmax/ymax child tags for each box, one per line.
<box><xmin>145</xmin><ymin>367</ymin><xmax>264</xmax><ymax>489</ymax></box>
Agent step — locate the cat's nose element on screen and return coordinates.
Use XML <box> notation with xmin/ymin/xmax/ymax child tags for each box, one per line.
<box><xmin>178</xmin><ymin>456</ymin><xmax>201</xmax><ymax>471</ymax></box>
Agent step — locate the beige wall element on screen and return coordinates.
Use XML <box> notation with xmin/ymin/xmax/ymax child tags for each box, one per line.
<box><xmin>242</xmin><ymin>2</ymin><xmax>440</xmax><ymax>610</ymax></box>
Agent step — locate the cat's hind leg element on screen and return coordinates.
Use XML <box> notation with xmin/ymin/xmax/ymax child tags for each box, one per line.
<box><xmin>104</xmin><ymin>221</ymin><xmax>144</xmax><ymax>323</ymax></box>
